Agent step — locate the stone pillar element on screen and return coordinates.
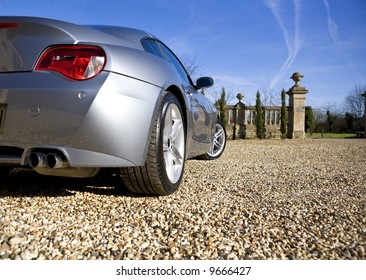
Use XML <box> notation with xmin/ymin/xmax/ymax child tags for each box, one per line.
<box><xmin>235</xmin><ymin>93</ymin><xmax>246</xmax><ymax>139</ymax></box>
<box><xmin>362</xmin><ymin>91</ymin><xmax>366</xmax><ymax>136</ymax></box>
<box><xmin>287</xmin><ymin>72</ymin><xmax>308</xmax><ymax>139</ymax></box>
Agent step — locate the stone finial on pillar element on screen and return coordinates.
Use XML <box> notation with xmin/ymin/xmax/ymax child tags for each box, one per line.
<box><xmin>290</xmin><ymin>72</ymin><xmax>304</xmax><ymax>87</ymax></box>
<box><xmin>287</xmin><ymin>72</ymin><xmax>308</xmax><ymax>139</ymax></box>
<box><xmin>237</xmin><ymin>93</ymin><xmax>244</xmax><ymax>102</ymax></box>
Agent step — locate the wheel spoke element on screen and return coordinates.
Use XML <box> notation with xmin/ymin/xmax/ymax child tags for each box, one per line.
<box><xmin>163</xmin><ymin>150</ymin><xmax>174</xmax><ymax>180</ymax></box>
<box><xmin>215</xmin><ymin>128</ymin><xmax>224</xmax><ymax>140</ymax></box>
<box><xmin>163</xmin><ymin>103</ymin><xmax>185</xmax><ymax>183</ymax></box>
<box><xmin>171</xmin><ymin>146</ymin><xmax>183</xmax><ymax>164</ymax></box>
<box><xmin>214</xmin><ymin>139</ymin><xmax>223</xmax><ymax>149</ymax></box>
<box><xmin>164</xmin><ymin>107</ymin><xmax>173</xmax><ymax>141</ymax></box>
<box><xmin>171</xmin><ymin>119</ymin><xmax>183</xmax><ymax>141</ymax></box>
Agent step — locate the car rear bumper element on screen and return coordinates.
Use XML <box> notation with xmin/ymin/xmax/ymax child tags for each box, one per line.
<box><xmin>0</xmin><ymin>70</ymin><xmax>162</xmax><ymax>170</ymax></box>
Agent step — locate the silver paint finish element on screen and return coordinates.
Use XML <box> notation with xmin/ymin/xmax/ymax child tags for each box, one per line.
<box><xmin>0</xmin><ymin>16</ymin><xmax>217</xmax><ymax>177</ymax></box>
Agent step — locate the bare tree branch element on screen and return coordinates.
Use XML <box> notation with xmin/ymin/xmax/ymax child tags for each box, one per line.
<box><xmin>180</xmin><ymin>52</ymin><xmax>202</xmax><ymax>80</ymax></box>
<box><xmin>344</xmin><ymin>84</ymin><xmax>365</xmax><ymax>118</ymax></box>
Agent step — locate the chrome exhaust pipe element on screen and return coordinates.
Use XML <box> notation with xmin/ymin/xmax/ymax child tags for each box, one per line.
<box><xmin>44</xmin><ymin>153</ymin><xmax>68</xmax><ymax>169</ymax></box>
<box><xmin>27</xmin><ymin>152</ymin><xmax>46</xmax><ymax>168</ymax></box>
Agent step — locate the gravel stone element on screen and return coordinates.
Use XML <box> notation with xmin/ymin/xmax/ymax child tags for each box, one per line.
<box><xmin>0</xmin><ymin>139</ymin><xmax>365</xmax><ymax>259</ymax></box>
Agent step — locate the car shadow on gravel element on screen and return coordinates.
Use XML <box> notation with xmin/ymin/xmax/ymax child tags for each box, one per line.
<box><xmin>0</xmin><ymin>168</ymin><xmax>133</xmax><ymax>198</ymax></box>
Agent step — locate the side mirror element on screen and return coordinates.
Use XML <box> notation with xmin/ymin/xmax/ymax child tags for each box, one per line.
<box><xmin>196</xmin><ymin>76</ymin><xmax>214</xmax><ymax>89</ymax></box>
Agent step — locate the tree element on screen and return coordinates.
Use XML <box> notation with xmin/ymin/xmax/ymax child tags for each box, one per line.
<box><xmin>344</xmin><ymin>85</ymin><xmax>365</xmax><ymax>119</ymax></box>
<box><xmin>345</xmin><ymin>112</ymin><xmax>355</xmax><ymax>133</ymax></box>
<box><xmin>305</xmin><ymin>106</ymin><xmax>315</xmax><ymax>133</ymax></box>
<box><xmin>326</xmin><ymin>110</ymin><xmax>336</xmax><ymax>132</ymax></box>
<box><xmin>313</xmin><ymin>104</ymin><xmax>349</xmax><ymax>134</ymax></box>
<box><xmin>255</xmin><ymin>91</ymin><xmax>265</xmax><ymax>139</ymax></box>
<box><xmin>313</xmin><ymin>107</ymin><xmax>327</xmax><ymax>133</ymax></box>
<box><xmin>215</xmin><ymin>87</ymin><xmax>227</xmax><ymax>124</ymax></box>
<box><xmin>260</xmin><ymin>86</ymin><xmax>281</xmax><ymax>106</ymax></box>
<box><xmin>212</xmin><ymin>88</ymin><xmax>236</xmax><ymax>105</ymax></box>
<box><xmin>181</xmin><ymin>53</ymin><xmax>202</xmax><ymax>79</ymax></box>
<box><xmin>280</xmin><ymin>89</ymin><xmax>288</xmax><ymax>138</ymax></box>
<box><xmin>344</xmin><ymin>85</ymin><xmax>365</xmax><ymax>131</ymax></box>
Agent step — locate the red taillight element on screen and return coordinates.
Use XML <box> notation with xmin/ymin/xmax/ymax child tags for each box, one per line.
<box><xmin>35</xmin><ymin>45</ymin><xmax>106</xmax><ymax>80</ymax></box>
<box><xmin>0</xmin><ymin>22</ymin><xmax>19</xmax><ymax>29</ymax></box>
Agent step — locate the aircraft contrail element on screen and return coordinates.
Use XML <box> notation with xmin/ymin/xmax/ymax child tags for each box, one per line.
<box><xmin>323</xmin><ymin>0</ymin><xmax>362</xmax><ymax>81</ymax></box>
<box><xmin>323</xmin><ymin>0</ymin><xmax>342</xmax><ymax>50</ymax></box>
<box><xmin>264</xmin><ymin>0</ymin><xmax>302</xmax><ymax>89</ymax></box>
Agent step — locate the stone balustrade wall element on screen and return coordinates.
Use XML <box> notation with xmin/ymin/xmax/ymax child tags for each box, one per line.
<box><xmin>220</xmin><ymin>72</ymin><xmax>309</xmax><ymax>140</ymax></box>
<box><xmin>222</xmin><ymin>104</ymin><xmax>282</xmax><ymax>139</ymax></box>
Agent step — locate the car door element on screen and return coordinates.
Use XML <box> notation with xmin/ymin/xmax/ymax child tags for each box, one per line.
<box><xmin>184</xmin><ymin>84</ymin><xmax>216</xmax><ymax>143</ymax></box>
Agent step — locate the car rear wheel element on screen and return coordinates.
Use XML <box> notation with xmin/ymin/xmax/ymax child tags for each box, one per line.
<box><xmin>198</xmin><ymin>119</ymin><xmax>226</xmax><ymax>160</ymax></box>
<box><xmin>120</xmin><ymin>93</ymin><xmax>185</xmax><ymax>195</ymax></box>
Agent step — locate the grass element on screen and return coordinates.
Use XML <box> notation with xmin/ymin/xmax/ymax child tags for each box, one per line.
<box><xmin>307</xmin><ymin>133</ymin><xmax>357</xmax><ymax>139</ymax></box>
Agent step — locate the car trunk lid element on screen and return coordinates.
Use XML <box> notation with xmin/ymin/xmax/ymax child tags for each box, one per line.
<box><xmin>0</xmin><ymin>16</ymin><xmax>140</xmax><ymax>73</ymax></box>
<box><xmin>0</xmin><ymin>19</ymin><xmax>79</xmax><ymax>72</ymax></box>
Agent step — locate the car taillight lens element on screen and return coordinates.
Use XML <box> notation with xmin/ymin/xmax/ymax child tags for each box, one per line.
<box><xmin>35</xmin><ymin>45</ymin><xmax>106</xmax><ymax>80</ymax></box>
<box><xmin>0</xmin><ymin>22</ymin><xmax>19</xmax><ymax>29</ymax></box>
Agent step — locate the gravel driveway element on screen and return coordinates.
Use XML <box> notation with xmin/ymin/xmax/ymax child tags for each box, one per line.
<box><xmin>0</xmin><ymin>139</ymin><xmax>365</xmax><ymax>260</ymax></box>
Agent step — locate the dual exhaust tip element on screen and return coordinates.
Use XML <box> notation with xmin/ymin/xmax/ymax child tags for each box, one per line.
<box><xmin>28</xmin><ymin>152</ymin><xmax>68</xmax><ymax>169</ymax></box>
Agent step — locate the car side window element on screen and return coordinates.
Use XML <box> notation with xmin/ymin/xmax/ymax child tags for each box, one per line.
<box><xmin>156</xmin><ymin>42</ymin><xmax>190</xmax><ymax>84</ymax></box>
<box><xmin>142</xmin><ymin>39</ymin><xmax>190</xmax><ymax>84</ymax></box>
<box><xmin>141</xmin><ymin>39</ymin><xmax>165</xmax><ymax>59</ymax></box>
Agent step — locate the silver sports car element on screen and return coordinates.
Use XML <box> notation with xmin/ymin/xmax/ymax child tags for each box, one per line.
<box><xmin>0</xmin><ymin>16</ymin><xmax>226</xmax><ymax>195</ymax></box>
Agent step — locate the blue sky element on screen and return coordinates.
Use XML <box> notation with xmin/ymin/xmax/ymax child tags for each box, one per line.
<box><xmin>1</xmin><ymin>0</ymin><xmax>365</xmax><ymax>107</ymax></box>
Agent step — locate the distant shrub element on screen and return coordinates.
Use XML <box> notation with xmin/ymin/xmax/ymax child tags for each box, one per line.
<box><xmin>255</xmin><ymin>91</ymin><xmax>265</xmax><ymax>139</ymax></box>
<box><xmin>215</xmin><ymin>87</ymin><xmax>227</xmax><ymax>125</ymax></box>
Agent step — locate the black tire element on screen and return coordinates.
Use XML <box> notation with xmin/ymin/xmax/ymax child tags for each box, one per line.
<box><xmin>120</xmin><ymin>93</ymin><xmax>185</xmax><ymax>195</ymax></box>
<box><xmin>198</xmin><ymin>119</ymin><xmax>226</xmax><ymax>160</ymax></box>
